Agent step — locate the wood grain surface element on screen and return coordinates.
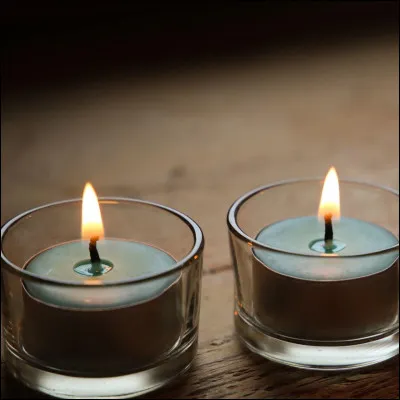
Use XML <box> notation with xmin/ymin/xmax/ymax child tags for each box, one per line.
<box><xmin>1</xmin><ymin>34</ymin><xmax>399</xmax><ymax>398</ymax></box>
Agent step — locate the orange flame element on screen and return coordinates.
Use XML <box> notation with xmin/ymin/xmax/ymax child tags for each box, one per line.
<box><xmin>81</xmin><ymin>183</ymin><xmax>104</xmax><ymax>240</ymax></box>
<box><xmin>318</xmin><ymin>167</ymin><xmax>340</xmax><ymax>220</ymax></box>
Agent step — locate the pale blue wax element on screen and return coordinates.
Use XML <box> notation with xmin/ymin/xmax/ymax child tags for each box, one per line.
<box><xmin>24</xmin><ymin>239</ymin><xmax>178</xmax><ymax>309</ymax></box>
<box><xmin>254</xmin><ymin>217</ymin><xmax>398</xmax><ymax>280</ymax></box>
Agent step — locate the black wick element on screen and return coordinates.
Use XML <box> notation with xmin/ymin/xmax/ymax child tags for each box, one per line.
<box><xmin>324</xmin><ymin>214</ymin><xmax>333</xmax><ymax>244</ymax></box>
<box><xmin>89</xmin><ymin>236</ymin><xmax>101</xmax><ymax>263</ymax></box>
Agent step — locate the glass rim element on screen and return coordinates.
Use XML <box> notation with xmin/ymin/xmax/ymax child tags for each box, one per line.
<box><xmin>1</xmin><ymin>197</ymin><xmax>204</xmax><ymax>287</ymax></box>
<box><xmin>227</xmin><ymin>177</ymin><xmax>399</xmax><ymax>258</ymax></box>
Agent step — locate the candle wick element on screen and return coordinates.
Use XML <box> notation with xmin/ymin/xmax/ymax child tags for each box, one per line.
<box><xmin>89</xmin><ymin>236</ymin><xmax>101</xmax><ymax>263</ymax></box>
<box><xmin>324</xmin><ymin>214</ymin><xmax>334</xmax><ymax>247</ymax></box>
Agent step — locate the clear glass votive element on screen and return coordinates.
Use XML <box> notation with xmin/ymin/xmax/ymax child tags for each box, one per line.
<box><xmin>1</xmin><ymin>198</ymin><xmax>204</xmax><ymax>399</ymax></box>
<box><xmin>227</xmin><ymin>179</ymin><xmax>399</xmax><ymax>371</ymax></box>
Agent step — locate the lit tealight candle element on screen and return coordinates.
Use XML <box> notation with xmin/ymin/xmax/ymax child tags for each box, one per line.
<box><xmin>22</xmin><ymin>183</ymin><xmax>183</xmax><ymax>375</ymax></box>
<box><xmin>253</xmin><ymin>167</ymin><xmax>399</xmax><ymax>340</ymax></box>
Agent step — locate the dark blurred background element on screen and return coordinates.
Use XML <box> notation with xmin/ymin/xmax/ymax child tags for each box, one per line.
<box><xmin>1</xmin><ymin>2</ymin><xmax>399</xmax><ymax>269</ymax></box>
<box><xmin>2</xmin><ymin>2</ymin><xmax>398</xmax><ymax>95</ymax></box>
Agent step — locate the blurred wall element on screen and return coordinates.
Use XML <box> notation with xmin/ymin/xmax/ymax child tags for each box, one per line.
<box><xmin>2</xmin><ymin>2</ymin><xmax>398</xmax><ymax>95</ymax></box>
<box><xmin>2</xmin><ymin>3</ymin><xmax>398</xmax><ymax>268</ymax></box>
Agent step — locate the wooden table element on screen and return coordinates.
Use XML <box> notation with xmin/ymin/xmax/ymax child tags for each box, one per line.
<box><xmin>1</xmin><ymin>34</ymin><xmax>399</xmax><ymax>398</ymax></box>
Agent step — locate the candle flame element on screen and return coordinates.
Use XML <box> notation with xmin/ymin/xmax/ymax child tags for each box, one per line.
<box><xmin>81</xmin><ymin>183</ymin><xmax>104</xmax><ymax>240</ymax></box>
<box><xmin>318</xmin><ymin>167</ymin><xmax>340</xmax><ymax>220</ymax></box>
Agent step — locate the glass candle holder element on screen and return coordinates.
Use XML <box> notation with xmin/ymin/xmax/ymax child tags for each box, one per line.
<box><xmin>1</xmin><ymin>198</ymin><xmax>204</xmax><ymax>399</ymax></box>
<box><xmin>227</xmin><ymin>179</ymin><xmax>399</xmax><ymax>371</ymax></box>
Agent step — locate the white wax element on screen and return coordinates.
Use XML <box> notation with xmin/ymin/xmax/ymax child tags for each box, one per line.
<box><xmin>24</xmin><ymin>239</ymin><xmax>178</xmax><ymax>309</ymax></box>
<box><xmin>254</xmin><ymin>217</ymin><xmax>398</xmax><ymax>280</ymax></box>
